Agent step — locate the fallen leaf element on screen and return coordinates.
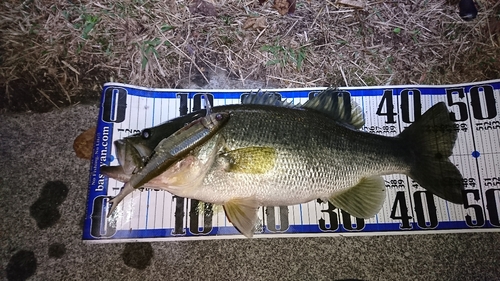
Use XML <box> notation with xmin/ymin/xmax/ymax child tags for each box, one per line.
<box><xmin>273</xmin><ymin>0</ymin><xmax>289</xmax><ymax>15</ymax></box>
<box><xmin>73</xmin><ymin>127</ymin><xmax>96</xmax><ymax>160</ymax></box>
<box><xmin>272</xmin><ymin>0</ymin><xmax>296</xmax><ymax>15</ymax></box>
<box><xmin>189</xmin><ymin>0</ymin><xmax>217</xmax><ymax>17</ymax></box>
<box><xmin>243</xmin><ymin>17</ymin><xmax>268</xmax><ymax>30</ymax></box>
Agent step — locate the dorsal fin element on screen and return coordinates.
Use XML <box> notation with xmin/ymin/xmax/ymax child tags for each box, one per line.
<box><xmin>302</xmin><ymin>88</ymin><xmax>365</xmax><ymax>129</ymax></box>
<box><xmin>242</xmin><ymin>88</ymin><xmax>365</xmax><ymax>129</ymax></box>
<box><xmin>241</xmin><ymin>90</ymin><xmax>296</xmax><ymax>108</ymax></box>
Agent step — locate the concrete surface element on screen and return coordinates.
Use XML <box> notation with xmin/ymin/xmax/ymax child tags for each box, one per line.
<box><xmin>1</xmin><ymin>104</ymin><xmax>500</xmax><ymax>281</ymax></box>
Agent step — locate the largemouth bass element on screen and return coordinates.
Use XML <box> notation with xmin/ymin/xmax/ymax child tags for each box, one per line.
<box><xmin>103</xmin><ymin>90</ymin><xmax>464</xmax><ymax>237</ymax></box>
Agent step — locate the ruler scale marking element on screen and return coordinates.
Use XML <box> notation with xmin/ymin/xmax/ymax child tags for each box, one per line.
<box><xmin>84</xmin><ymin>81</ymin><xmax>500</xmax><ymax>241</ymax></box>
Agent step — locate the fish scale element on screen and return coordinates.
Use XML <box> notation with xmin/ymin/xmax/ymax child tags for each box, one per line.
<box><xmin>188</xmin><ymin>105</ymin><xmax>410</xmax><ymax>206</ymax></box>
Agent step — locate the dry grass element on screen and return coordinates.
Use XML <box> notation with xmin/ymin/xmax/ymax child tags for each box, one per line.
<box><xmin>1</xmin><ymin>0</ymin><xmax>499</xmax><ymax>112</ymax></box>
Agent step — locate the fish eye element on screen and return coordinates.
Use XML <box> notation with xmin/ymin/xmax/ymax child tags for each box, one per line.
<box><xmin>215</xmin><ymin>113</ymin><xmax>223</xmax><ymax>121</ymax></box>
<box><xmin>141</xmin><ymin>129</ymin><xmax>151</xmax><ymax>139</ymax></box>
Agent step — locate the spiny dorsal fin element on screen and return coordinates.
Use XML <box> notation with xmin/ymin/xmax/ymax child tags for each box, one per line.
<box><xmin>241</xmin><ymin>90</ymin><xmax>297</xmax><ymax>108</ymax></box>
<box><xmin>328</xmin><ymin>176</ymin><xmax>386</xmax><ymax>218</ymax></box>
<box><xmin>303</xmin><ymin>88</ymin><xmax>365</xmax><ymax>129</ymax></box>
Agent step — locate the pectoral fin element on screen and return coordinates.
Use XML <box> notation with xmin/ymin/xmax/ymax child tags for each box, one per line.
<box><xmin>222</xmin><ymin>147</ymin><xmax>276</xmax><ymax>174</ymax></box>
<box><xmin>328</xmin><ymin>176</ymin><xmax>386</xmax><ymax>218</ymax></box>
<box><xmin>223</xmin><ymin>197</ymin><xmax>260</xmax><ymax>238</ymax></box>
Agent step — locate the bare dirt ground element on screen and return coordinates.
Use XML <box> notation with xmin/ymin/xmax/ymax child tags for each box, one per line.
<box><xmin>1</xmin><ymin>0</ymin><xmax>499</xmax><ymax>113</ymax></box>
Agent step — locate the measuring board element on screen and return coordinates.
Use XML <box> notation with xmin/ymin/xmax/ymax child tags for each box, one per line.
<box><xmin>83</xmin><ymin>80</ymin><xmax>500</xmax><ymax>242</ymax></box>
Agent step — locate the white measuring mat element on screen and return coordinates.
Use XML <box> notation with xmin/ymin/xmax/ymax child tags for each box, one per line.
<box><xmin>83</xmin><ymin>80</ymin><xmax>500</xmax><ymax>242</ymax></box>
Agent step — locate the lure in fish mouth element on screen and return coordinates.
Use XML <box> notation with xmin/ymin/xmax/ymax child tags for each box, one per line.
<box><xmin>104</xmin><ymin>95</ymin><xmax>230</xmax><ymax>217</ymax></box>
<box><xmin>102</xmin><ymin>89</ymin><xmax>465</xmax><ymax>238</ymax></box>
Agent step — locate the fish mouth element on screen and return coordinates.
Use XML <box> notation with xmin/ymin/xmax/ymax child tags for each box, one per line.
<box><xmin>114</xmin><ymin>139</ymin><xmax>152</xmax><ymax>175</ymax></box>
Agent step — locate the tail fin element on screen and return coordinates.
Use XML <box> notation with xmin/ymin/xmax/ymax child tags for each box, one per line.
<box><xmin>399</xmin><ymin>102</ymin><xmax>464</xmax><ymax>204</ymax></box>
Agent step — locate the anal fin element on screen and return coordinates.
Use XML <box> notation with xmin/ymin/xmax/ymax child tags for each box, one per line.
<box><xmin>329</xmin><ymin>176</ymin><xmax>386</xmax><ymax>218</ymax></box>
<box><xmin>223</xmin><ymin>197</ymin><xmax>260</xmax><ymax>238</ymax></box>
